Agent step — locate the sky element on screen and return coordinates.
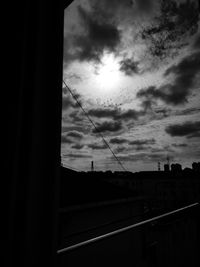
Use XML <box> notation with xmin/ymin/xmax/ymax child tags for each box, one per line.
<box><xmin>61</xmin><ymin>0</ymin><xmax>200</xmax><ymax>172</ymax></box>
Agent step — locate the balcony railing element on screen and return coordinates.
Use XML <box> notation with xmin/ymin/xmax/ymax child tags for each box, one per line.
<box><xmin>57</xmin><ymin>202</ymin><xmax>199</xmax><ymax>254</ymax></box>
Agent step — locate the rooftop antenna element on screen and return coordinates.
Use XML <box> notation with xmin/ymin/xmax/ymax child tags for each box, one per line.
<box><xmin>158</xmin><ymin>161</ymin><xmax>161</xmax><ymax>171</ymax></box>
<box><xmin>91</xmin><ymin>161</ymin><xmax>94</xmax><ymax>172</ymax></box>
<box><xmin>167</xmin><ymin>155</ymin><xmax>170</xmax><ymax>166</ymax></box>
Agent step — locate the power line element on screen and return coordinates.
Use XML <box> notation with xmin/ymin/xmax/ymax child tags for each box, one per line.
<box><xmin>62</xmin><ymin>80</ymin><xmax>128</xmax><ymax>172</ymax></box>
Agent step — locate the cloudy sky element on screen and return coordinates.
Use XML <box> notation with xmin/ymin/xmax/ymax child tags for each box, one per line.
<box><xmin>62</xmin><ymin>0</ymin><xmax>200</xmax><ymax>172</ymax></box>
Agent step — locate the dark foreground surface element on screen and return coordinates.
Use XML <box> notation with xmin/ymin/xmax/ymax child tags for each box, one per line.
<box><xmin>57</xmin><ymin>168</ymin><xmax>200</xmax><ymax>267</ymax></box>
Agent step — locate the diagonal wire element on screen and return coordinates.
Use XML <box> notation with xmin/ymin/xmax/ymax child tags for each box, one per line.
<box><xmin>62</xmin><ymin>80</ymin><xmax>127</xmax><ymax>172</ymax></box>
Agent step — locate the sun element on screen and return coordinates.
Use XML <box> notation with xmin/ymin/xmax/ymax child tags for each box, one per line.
<box><xmin>94</xmin><ymin>53</ymin><xmax>121</xmax><ymax>92</ymax></box>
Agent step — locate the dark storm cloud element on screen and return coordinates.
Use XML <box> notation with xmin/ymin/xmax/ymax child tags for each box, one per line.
<box><xmin>92</xmin><ymin>121</ymin><xmax>122</xmax><ymax>133</ymax></box>
<box><xmin>88</xmin><ymin>142</ymin><xmax>107</xmax><ymax>150</ymax></box>
<box><xmin>137</xmin><ymin>85</ymin><xmax>183</xmax><ymax>105</ymax></box>
<box><xmin>172</xmin><ymin>143</ymin><xmax>187</xmax><ymax>148</ymax></box>
<box><xmin>72</xmin><ymin>6</ymin><xmax>121</xmax><ymax>63</ymax></box>
<box><xmin>88</xmin><ymin>108</ymin><xmax>118</xmax><ymax>118</ymax></box>
<box><xmin>128</xmin><ymin>138</ymin><xmax>156</xmax><ymax>151</ymax></box>
<box><xmin>164</xmin><ymin>51</ymin><xmax>200</xmax><ymax>103</ymax></box>
<box><xmin>69</xmin><ymin>111</ymin><xmax>84</xmax><ymax>122</ymax></box>
<box><xmin>62</xmin><ymin>95</ymin><xmax>76</xmax><ymax>110</ymax></box>
<box><xmin>62</xmin><ymin>90</ymin><xmax>82</xmax><ymax>110</ymax></box>
<box><xmin>63</xmin><ymin>153</ymin><xmax>92</xmax><ymax>159</ymax></box>
<box><xmin>117</xmin><ymin>151</ymin><xmax>170</xmax><ymax>162</ymax></box>
<box><xmin>110</xmin><ymin>138</ymin><xmax>156</xmax><ymax>152</ymax></box>
<box><xmin>66</xmin><ymin>130</ymin><xmax>83</xmax><ymax>139</ymax></box>
<box><xmin>61</xmin><ymin>135</ymin><xmax>74</xmax><ymax>144</ymax></box>
<box><xmin>137</xmin><ymin>85</ymin><xmax>168</xmax><ymax>104</ymax></box>
<box><xmin>134</xmin><ymin>145</ymin><xmax>152</xmax><ymax>151</ymax></box>
<box><xmin>165</xmin><ymin>51</ymin><xmax>200</xmax><ymax>78</ymax></box>
<box><xmin>114</xmin><ymin>146</ymin><xmax>127</xmax><ymax>154</ymax></box>
<box><xmin>91</xmin><ymin>0</ymin><xmax>132</xmax><ymax>11</ymax></box>
<box><xmin>150</xmin><ymin>146</ymin><xmax>174</xmax><ymax>153</ymax></box>
<box><xmin>174</xmin><ymin>107</ymin><xmax>200</xmax><ymax>116</ymax></box>
<box><xmin>65</xmin><ymin>73</ymin><xmax>82</xmax><ymax>83</ymax></box>
<box><xmin>140</xmin><ymin>0</ymin><xmax>199</xmax><ymax>59</ymax></box>
<box><xmin>89</xmin><ymin>0</ymin><xmax>134</xmax><ymax>22</ymax></box>
<box><xmin>114</xmin><ymin>153</ymin><xmax>146</xmax><ymax>162</ymax></box>
<box><xmin>146</xmin><ymin>152</ymin><xmax>173</xmax><ymax>162</ymax></box>
<box><xmin>62</xmin><ymin>125</ymin><xmax>89</xmax><ymax>135</ymax></box>
<box><xmin>64</xmin><ymin>0</ymin><xmax>137</xmax><ymax>65</ymax></box>
<box><xmin>139</xmin><ymin>98</ymin><xmax>157</xmax><ymax>113</ymax></box>
<box><xmin>119</xmin><ymin>58</ymin><xmax>139</xmax><ymax>76</ymax></box>
<box><xmin>120</xmin><ymin>109</ymin><xmax>144</xmax><ymax>120</ymax></box>
<box><xmin>71</xmin><ymin>143</ymin><xmax>85</xmax><ymax>149</ymax></box>
<box><xmin>137</xmin><ymin>51</ymin><xmax>200</xmax><ymax>105</ymax></box>
<box><xmin>165</xmin><ymin>121</ymin><xmax>200</xmax><ymax>137</ymax></box>
<box><xmin>135</xmin><ymin>0</ymin><xmax>154</xmax><ymax>13</ymax></box>
<box><xmin>88</xmin><ymin>107</ymin><xmax>142</xmax><ymax>121</ymax></box>
<box><xmin>153</xmin><ymin>107</ymin><xmax>171</xmax><ymax>118</ymax></box>
<box><xmin>193</xmin><ymin>34</ymin><xmax>200</xmax><ymax>49</ymax></box>
<box><xmin>187</xmin><ymin>132</ymin><xmax>200</xmax><ymax>138</ymax></box>
<box><xmin>129</xmin><ymin>138</ymin><xmax>156</xmax><ymax>146</ymax></box>
<box><xmin>109</xmin><ymin>137</ymin><xmax>128</xmax><ymax>144</ymax></box>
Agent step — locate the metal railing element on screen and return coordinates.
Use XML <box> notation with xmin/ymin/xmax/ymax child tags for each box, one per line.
<box><xmin>57</xmin><ymin>202</ymin><xmax>199</xmax><ymax>254</ymax></box>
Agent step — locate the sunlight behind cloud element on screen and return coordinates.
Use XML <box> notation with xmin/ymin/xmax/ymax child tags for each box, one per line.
<box><xmin>94</xmin><ymin>53</ymin><xmax>121</xmax><ymax>93</ymax></box>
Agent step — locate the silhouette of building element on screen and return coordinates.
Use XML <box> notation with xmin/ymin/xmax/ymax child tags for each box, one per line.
<box><xmin>171</xmin><ymin>163</ymin><xmax>182</xmax><ymax>173</ymax></box>
<box><xmin>192</xmin><ymin>162</ymin><xmax>200</xmax><ymax>171</ymax></box>
<box><xmin>164</xmin><ymin>164</ymin><xmax>170</xmax><ymax>172</ymax></box>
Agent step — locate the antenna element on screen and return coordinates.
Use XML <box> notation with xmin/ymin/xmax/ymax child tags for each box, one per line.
<box><xmin>167</xmin><ymin>155</ymin><xmax>170</xmax><ymax>166</ymax></box>
<box><xmin>91</xmin><ymin>161</ymin><xmax>94</xmax><ymax>172</ymax></box>
<box><xmin>158</xmin><ymin>161</ymin><xmax>161</xmax><ymax>171</ymax></box>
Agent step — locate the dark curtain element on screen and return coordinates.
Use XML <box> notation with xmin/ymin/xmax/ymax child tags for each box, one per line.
<box><xmin>4</xmin><ymin>1</ymin><xmax>72</xmax><ymax>266</ymax></box>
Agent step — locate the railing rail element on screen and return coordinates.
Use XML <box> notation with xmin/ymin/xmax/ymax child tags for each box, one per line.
<box><xmin>57</xmin><ymin>202</ymin><xmax>199</xmax><ymax>254</ymax></box>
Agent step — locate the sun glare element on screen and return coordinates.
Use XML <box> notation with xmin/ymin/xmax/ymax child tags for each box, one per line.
<box><xmin>95</xmin><ymin>53</ymin><xmax>121</xmax><ymax>92</ymax></box>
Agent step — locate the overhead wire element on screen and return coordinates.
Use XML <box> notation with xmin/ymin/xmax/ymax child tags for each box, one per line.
<box><xmin>62</xmin><ymin>80</ymin><xmax>128</xmax><ymax>172</ymax></box>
